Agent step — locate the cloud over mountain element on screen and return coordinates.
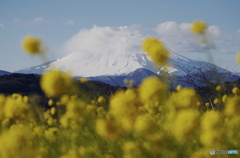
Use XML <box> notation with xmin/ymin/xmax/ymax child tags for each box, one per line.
<box><xmin>155</xmin><ymin>21</ymin><xmax>236</xmax><ymax>54</ymax></box>
<box><xmin>54</xmin><ymin>25</ymin><xmax>155</xmax><ymax>76</ymax></box>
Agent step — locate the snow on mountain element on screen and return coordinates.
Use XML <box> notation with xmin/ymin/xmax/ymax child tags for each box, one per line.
<box><xmin>15</xmin><ymin>60</ymin><xmax>56</xmax><ymax>74</ymax></box>
<box><xmin>15</xmin><ymin>25</ymin><xmax>235</xmax><ymax>78</ymax></box>
<box><xmin>15</xmin><ymin>50</ymin><xmax>235</xmax><ymax>79</ymax></box>
<box><xmin>50</xmin><ymin>49</ymin><xmax>155</xmax><ymax>77</ymax></box>
<box><xmin>167</xmin><ymin>53</ymin><xmax>233</xmax><ymax>76</ymax></box>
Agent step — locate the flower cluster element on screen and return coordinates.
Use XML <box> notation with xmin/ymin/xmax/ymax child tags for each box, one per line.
<box><xmin>1</xmin><ymin>22</ymin><xmax>239</xmax><ymax>158</ymax></box>
<box><xmin>22</xmin><ymin>36</ymin><xmax>45</xmax><ymax>55</ymax></box>
<box><xmin>142</xmin><ymin>37</ymin><xmax>169</xmax><ymax>66</ymax></box>
<box><xmin>191</xmin><ymin>21</ymin><xmax>207</xmax><ymax>34</ymax></box>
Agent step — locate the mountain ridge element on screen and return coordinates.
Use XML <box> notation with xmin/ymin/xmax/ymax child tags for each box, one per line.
<box><xmin>15</xmin><ymin>51</ymin><xmax>235</xmax><ymax>78</ymax></box>
<box><xmin>0</xmin><ymin>70</ymin><xmax>11</xmax><ymax>76</ymax></box>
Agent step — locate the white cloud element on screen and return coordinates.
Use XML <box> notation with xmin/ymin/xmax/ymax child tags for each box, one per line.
<box><xmin>0</xmin><ymin>23</ymin><xmax>4</xmax><ymax>29</ymax></box>
<box><xmin>64</xmin><ymin>20</ymin><xmax>75</xmax><ymax>25</ymax></box>
<box><xmin>155</xmin><ymin>21</ymin><xmax>235</xmax><ymax>53</ymax></box>
<box><xmin>61</xmin><ymin>22</ymin><xmax>239</xmax><ymax>60</ymax></box>
<box><xmin>57</xmin><ymin>25</ymin><xmax>157</xmax><ymax>76</ymax></box>
<box><xmin>208</xmin><ymin>25</ymin><xmax>221</xmax><ymax>37</ymax></box>
<box><xmin>63</xmin><ymin>25</ymin><xmax>144</xmax><ymax>54</ymax></box>
<box><xmin>14</xmin><ymin>17</ymin><xmax>46</xmax><ymax>26</ymax></box>
<box><xmin>34</xmin><ymin>17</ymin><xmax>44</xmax><ymax>23</ymax></box>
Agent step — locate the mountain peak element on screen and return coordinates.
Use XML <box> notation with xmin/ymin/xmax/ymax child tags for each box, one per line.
<box><xmin>15</xmin><ymin>51</ymin><xmax>233</xmax><ymax>79</ymax></box>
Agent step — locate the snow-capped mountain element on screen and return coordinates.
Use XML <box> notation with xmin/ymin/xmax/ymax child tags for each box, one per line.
<box><xmin>15</xmin><ymin>49</ymin><xmax>240</xmax><ymax>88</ymax></box>
<box><xmin>16</xmin><ymin>60</ymin><xmax>56</xmax><ymax>74</ymax></box>
<box><xmin>16</xmin><ymin>50</ymin><xmax>234</xmax><ymax>78</ymax></box>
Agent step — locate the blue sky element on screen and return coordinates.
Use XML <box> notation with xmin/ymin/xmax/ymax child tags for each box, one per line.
<box><xmin>1</xmin><ymin>0</ymin><xmax>240</xmax><ymax>72</ymax></box>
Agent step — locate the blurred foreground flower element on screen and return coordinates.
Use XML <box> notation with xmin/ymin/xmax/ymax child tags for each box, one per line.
<box><xmin>22</xmin><ymin>36</ymin><xmax>45</xmax><ymax>55</ymax></box>
<box><xmin>191</xmin><ymin>21</ymin><xmax>207</xmax><ymax>34</ymax></box>
<box><xmin>237</xmin><ymin>52</ymin><xmax>240</xmax><ymax>64</ymax></box>
<box><xmin>40</xmin><ymin>70</ymin><xmax>73</xmax><ymax>97</ymax></box>
<box><xmin>142</xmin><ymin>38</ymin><xmax>169</xmax><ymax>66</ymax></box>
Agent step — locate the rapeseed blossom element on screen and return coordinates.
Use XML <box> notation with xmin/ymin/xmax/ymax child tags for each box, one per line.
<box><xmin>237</xmin><ymin>52</ymin><xmax>240</xmax><ymax>64</ymax></box>
<box><xmin>169</xmin><ymin>88</ymin><xmax>199</xmax><ymax>108</ymax></box>
<box><xmin>224</xmin><ymin>97</ymin><xmax>240</xmax><ymax>117</ymax></box>
<box><xmin>40</xmin><ymin>69</ymin><xmax>73</xmax><ymax>97</ymax></box>
<box><xmin>95</xmin><ymin>119</ymin><xmax>119</xmax><ymax>140</ymax></box>
<box><xmin>200</xmin><ymin>111</ymin><xmax>223</xmax><ymax>147</ymax></box>
<box><xmin>22</xmin><ymin>36</ymin><xmax>44</xmax><ymax>55</ymax></box>
<box><xmin>109</xmin><ymin>89</ymin><xmax>139</xmax><ymax>131</ymax></box>
<box><xmin>97</xmin><ymin>96</ymin><xmax>106</xmax><ymax>103</ymax></box>
<box><xmin>138</xmin><ymin>76</ymin><xmax>167</xmax><ymax>104</ymax></box>
<box><xmin>215</xmin><ymin>85</ymin><xmax>222</xmax><ymax>91</ymax></box>
<box><xmin>232</xmin><ymin>87</ymin><xmax>239</xmax><ymax>94</ymax></box>
<box><xmin>191</xmin><ymin>21</ymin><xmax>207</xmax><ymax>34</ymax></box>
<box><xmin>134</xmin><ymin>114</ymin><xmax>154</xmax><ymax>135</ymax></box>
<box><xmin>142</xmin><ymin>38</ymin><xmax>169</xmax><ymax>66</ymax></box>
<box><xmin>80</xmin><ymin>77</ymin><xmax>88</xmax><ymax>83</ymax></box>
<box><xmin>173</xmin><ymin>109</ymin><xmax>199</xmax><ymax>141</ymax></box>
<box><xmin>2</xmin><ymin>29</ymin><xmax>240</xmax><ymax>158</ymax></box>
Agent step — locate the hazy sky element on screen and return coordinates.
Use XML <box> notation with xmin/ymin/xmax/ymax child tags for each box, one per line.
<box><xmin>1</xmin><ymin>0</ymin><xmax>240</xmax><ymax>72</ymax></box>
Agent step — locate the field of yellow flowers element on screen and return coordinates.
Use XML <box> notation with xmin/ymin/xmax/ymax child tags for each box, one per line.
<box><xmin>0</xmin><ymin>21</ymin><xmax>239</xmax><ymax>158</ymax></box>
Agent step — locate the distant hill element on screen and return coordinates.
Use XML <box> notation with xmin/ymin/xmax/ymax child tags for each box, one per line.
<box><xmin>0</xmin><ymin>73</ymin><xmax>118</xmax><ymax>102</ymax></box>
<box><xmin>86</xmin><ymin>68</ymin><xmax>157</xmax><ymax>87</ymax></box>
<box><xmin>0</xmin><ymin>70</ymin><xmax>11</xmax><ymax>76</ymax></box>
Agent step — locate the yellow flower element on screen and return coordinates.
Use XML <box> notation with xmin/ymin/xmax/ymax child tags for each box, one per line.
<box><xmin>22</xmin><ymin>36</ymin><xmax>44</xmax><ymax>55</ymax></box>
<box><xmin>201</xmin><ymin>110</ymin><xmax>222</xmax><ymax>131</ymax></box>
<box><xmin>200</xmin><ymin>111</ymin><xmax>223</xmax><ymax>146</ymax></box>
<box><xmin>40</xmin><ymin>69</ymin><xmax>73</xmax><ymax>97</ymax></box>
<box><xmin>50</xmin><ymin>107</ymin><xmax>56</xmax><ymax>115</ymax></box>
<box><xmin>60</xmin><ymin>99</ymin><xmax>87</xmax><ymax>128</ymax></box>
<box><xmin>110</xmin><ymin>89</ymin><xmax>138</xmax><ymax>118</ymax></box>
<box><xmin>122</xmin><ymin>141</ymin><xmax>142</xmax><ymax>158</ymax></box>
<box><xmin>237</xmin><ymin>52</ymin><xmax>240</xmax><ymax>64</ymax></box>
<box><xmin>95</xmin><ymin>119</ymin><xmax>119</xmax><ymax>140</ymax></box>
<box><xmin>3</xmin><ymin>97</ymin><xmax>29</xmax><ymax>120</ymax></box>
<box><xmin>200</xmin><ymin>129</ymin><xmax>222</xmax><ymax>147</ymax></box>
<box><xmin>23</xmin><ymin>96</ymin><xmax>29</xmax><ymax>103</ymax></box>
<box><xmin>215</xmin><ymin>85</ymin><xmax>222</xmax><ymax>91</ymax></box>
<box><xmin>134</xmin><ymin>114</ymin><xmax>154</xmax><ymax>135</ymax></box>
<box><xmin>213</xmin><ymin>98</ymin><xmax>219</xmax><ymax>104</ymax></box>
<box><xmin>0</xmin><ymin>125</ymin><xmax>35</xmax><ymax>158</ymax></box>
<box><xmin>205</xmin><ymin>102</ymin><xmax>210</xmax><ymax>107</ymax></box>
<box><xmin>176</xmin><ymin>85</ymin><xmax>182</xmax><ymax>91</ymax></box>
<box><xmin>142</xmin><ymin>37</ymin><xmax>169</xmax><ymax>66</ymax></box>
<box><xmin>169</xmin><ymin>88</ymin><xmax>199</xmax><ymax>108</ymax></box>
<box><xmin>224</xmin><ymin>97</ymin><xmax>240</xmax><ymax>117</ymax></box>
<box><xmin>48</xmin><ymin>99</ymin><xmax>54</xmax><ymax>106</ymax></box>
<box><xmin>173</xmin><ymin>109</ymin><xmax>199</xmax><ymax>141</ymax></box>
<box><xmin>222</xmin><ymin>94</ymin><xmax>228</xmax><ymax>103</ymax></box>
<box><xmin>191</xmin><ymin>148</ymin><xmax>215</xmax><ymax>158</ymax></box>
<box><xmin>97</xmin><ymin>96</ymin><xmax>106</xmax><ymax>103</ymax></box>
<box><xmin>109</xmin><ymin>89</ymin><xmax>139</xmax><ymax>131</ymax></box>
<box><xmin>191</xmin><ymin>21</ymin><xmax>207</xmax><ymax>34</ymax></box>
<box><xmin>45</xmin><ymin>127</ymin><xmax>58</xmax><ymax>142</ymax></box>
<box><xmin>61</xmin><ymin>148</ymin><xmax>86</xmax><ymax>158</ymax></box>
<box><xmin>232</xmin><ymin>87</ymin><xmax>239</xmax><ymax>94</ymax></box>
<box><xmin>80</xmin><ymin>77</ymin><xmax>88</xmax><ymax>83</ymax></box>
<box><xmin>138</xmin><ymin>76</ymin><xmax>167</xmax><ymax>104</ymax></box>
